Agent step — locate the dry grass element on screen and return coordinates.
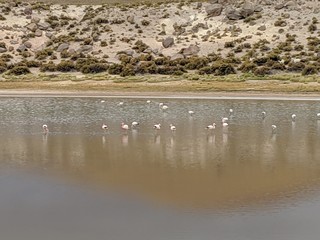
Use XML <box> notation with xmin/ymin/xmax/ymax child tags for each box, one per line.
<box><xmin>1</xmin><ymin>73</ymin><xmax>320</xmax><ymax>93</ymax></box>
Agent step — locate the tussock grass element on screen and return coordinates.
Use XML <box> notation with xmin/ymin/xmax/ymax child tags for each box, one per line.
<box><xmin>0</xmin><ymin>73</ymin><xmax>319</xmax><ymax>93</ymax></box>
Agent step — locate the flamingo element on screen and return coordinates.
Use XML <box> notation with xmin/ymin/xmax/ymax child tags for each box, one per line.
<box><xmin>317</xmin><ymin>113</ymin><xmax>320</xmax><ymax>119</ymax></box>
<box><xmin>188</xmin><ymin>110</ymin><xmax>194</xmax><ymax>116</ymax></box>
<box><xmin>222</xmin><ymin>117</ymin><xmax>228</xmax><ymax>123</ymax></box>
<box><xmin>291</xmin><ymin>114</ymin><xmax>296</xmax><ymax>121</ymax></box>
<box><xmin>42</xmin><ymin>124</ymin><xmax>49</xmax><ymax>133</ymax></box>
<box><xmin>131</xmin><ymin>121</ymin><xmax>139</xmax><ymax>128</ymax></box>
<box><xmin>229</xmin><ymin>108</ymin><xmax>234</xmax><ymax>114</ymax></box>
<box><xmin>161</xmin><ymin>105</ymin><xmax>169</xmax><ymax>111</ymax></box>
<box><xmin>153</xmin><ymin>123</ymin><xmax>161</xmax><ymax>130</ymax></box>
<box><xmin>121</xmin><ymin>122</ymin><xmax>129</xmax><ymax>130</ymax></box>
<box><xmin>118</xmin><ymin>101</ymin><xmax>124</xmax><ymax>106</ymax></box>
<box><xmin>147</xmin><ymin>100</ymin><xmax>151</xmax><ymax>104</ymax></box>
<box><xmin>206</xmin><ymin>123</ymin><xmax>216</xmax><ymax>130</ymax></box>
<box><xmin>223</xmin><ymin>122</ymin><xmax>229</xmax><ymax>127</ymax></box>
<box><xmin>102</xmin><ymin>124</ymin><xmax>108</xmax><ymax>130</ymax></box>
<box><xmin>169</xmin><ymin>124</ymin><xmax>176</xmax><ymax>131</ymax></box>
<box><xmin>272</xmin><ymin>125</ymin><xmax>277</xmax><ymax>133</ymax></box>
<box><xmin>262</xmin><ymin>111</ymin><xmax>266</xmax><ymax>119</ymax></box>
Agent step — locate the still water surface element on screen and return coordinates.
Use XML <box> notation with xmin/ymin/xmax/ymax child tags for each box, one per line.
<box><xmin>1</xmin><ymin>97</ymin><xmax>320</xmax><ymax>240</ymax></box>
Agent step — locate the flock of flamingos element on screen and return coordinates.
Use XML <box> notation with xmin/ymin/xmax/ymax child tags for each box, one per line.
<box><xmin>41</xmin><ymin>100</ymin><xmax>320</xmax><ymax>135</ymax></box>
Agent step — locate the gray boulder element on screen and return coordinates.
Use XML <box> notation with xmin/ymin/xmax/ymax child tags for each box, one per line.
<box><xmin>17</xmin><ymin>44</ymin><xmax>27</xmax><ymax>52</ymax></box>
<box><xmin>127</xmin><ymin>16</ymin><xmax>135</xmax><ymax>24</ymax></box>
<box><xmin>116</xmin><ymin>49</ymin><xmax>134</xmax><ymax>56</ymax></box>
<box><xmin>24</xmin><ymin>42</ymin><xmax>32</xmax><ymax>48</ymax></box>
<box><xmin>240</xmin><ymin>1</ymin><xmax>255</xmax><ymax>18</ymax></box>
<box><xmin>26</xmin><ymin>23</ymin><xmax>37</xmax><ymax>32</ymax></box>
<box><xmin>24</xmin><ymin>7</ymin><xmax>32</xmax><ymax>15</ymax></box>
<box><xmin>34</xmin><ymin>29</ymin><xmax>43</xmax><ymax>37</ymax></box>
<box><xmin>57</xmin><ymin>43</ymin><xmax>69</xmax><ymax>52</ymax></box>
<box><xmin>180</xmin><ymin>44</ymin><xmax>200</xmax><ymax>56</ymax></box>
<box><xmin>162</xmin><ymin>37</ymin><xmax>174</xmax><ymax>48</ymax></box>
<box><xmin>0</xmin><ymin>47</ymin><xmax>7</xmax><ymax>53</ymax></box>
<box><xmin>205</xmin><ymin>4</ymin><xmax>223</xmax><ymax>17</ymax></box>
<box><xmin>77</xmin><ymin>45</ymin><xmax>93</xmax><ymax>53</ymax></box>
<box><xmin>226</xmin><ymin>8</ymin><xmax>242</xmax><ymax>20</ymax></box>
<box><xmin>171</xmin><ymin>53</ymin><xmax>184</xmax><ymax>61</ymax></box>
<box><xmin>37</xmin><ymin>22</ymin><xmax>51</xmax><ymax>30</ymax></box>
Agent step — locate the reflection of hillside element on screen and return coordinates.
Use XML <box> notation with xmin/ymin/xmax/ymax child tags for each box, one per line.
<box><xmin>1</xmin><ymin>122</ymin><xmax>320</xmax><ymax>210</ymax></box>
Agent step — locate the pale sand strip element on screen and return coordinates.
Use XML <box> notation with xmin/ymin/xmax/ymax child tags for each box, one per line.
<box><xmin>0</xmin><ymin>90</ymin><xmax>320</xmax><ymax>101</ymax></box>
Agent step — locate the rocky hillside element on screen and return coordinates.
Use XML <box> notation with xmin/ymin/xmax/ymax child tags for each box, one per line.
<box><xmin>0</xmin><ymin>0</ymin><xmax>319</xmax><ymax>77</ymax></box>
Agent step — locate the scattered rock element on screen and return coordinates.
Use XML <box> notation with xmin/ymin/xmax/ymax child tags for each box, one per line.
<box><xmin>117</xmin><ymin>49</ymin><xmax>134</xmax><ymax>56</ymax></box>
<box><xmin>240</xmin><ymin>1</ymin><xmax>255</xmax><ymax>18</ymax></box>
<box><xmin>34</xmin><ymin>29</ymin><xmax>43</xmax><ymax>37</ymax></box>
<box><xmin>127</xmin><ymin>16</ymin><xmax>135</xmax><ymax>24</ymax></box>
<box><xmin>23</xmin><ymin>7</ymin><xmax>33</xmax><ymax>15</ymax></box>
<box><xmin>162</xmin><ymin>37</ymin><xmax>174</xmax><ymax>48</ymax></box>
<box><xmin>0</xmin><ymin>47</ymin><xmax>7</xmax><ymax>53</ymax></box>
<box><xmin>205</xmin><ymin>4</ymin><xmax>223</xmax><ymax>17</ymax></box>
<box><xmin>77</xmin><ymin>45</ymin><xmax>93</xmax><ymax>53</ymax></box>
<box><xmin>171</xmin><ymin>53</ymin><xmax>184</xmax><ymax>61</ymax></box>
<box><xmin>180</xmin><ymin>44</ymin><xmax>200</xmax><ymax>56</ymax></box>
<box><xmin>31</xmin><ymin>17</ymin><xmax>40</xmax><ymax>24</ymax></box>
<box><xmin>57</xmin><ymin>43</ymin><xmax>69</xmax><ymax>52</ymax></box>
<box><xmin>17</xmin><ymin>44</ymin><xmax>27</xmax><ymax>52</ymax></box>
<box><xmin>257</xmin><ymin>25</ymin><xmax>266</xmax><ymax>31</ymax></box>
<box><xmin>226</xmin><ymin>7</ymin><xmax>242</xmax><ymax>20</ymax></box>
<box><xmin>24</xmin><ymin>42</ymin><xmax>32</xmax><ymax>48</ymax></box>
<box><xmin>45</xmin><ymin>32</ymin><xmax>54</xmax><ymax>39</ymax></box>
<box><xmin>26</xmin><ymin>23</ymin><xmax>37</xmax><ymax>32</ymax></box>
<box><xmin>37</xmin><ymin>22</ymin><xmax>50</xmax><ymax>30</ymax></box>
<box><xmin>10</xmin><ymin>40</ymin><xmax>19</xmax><ymax>45</ymax></box>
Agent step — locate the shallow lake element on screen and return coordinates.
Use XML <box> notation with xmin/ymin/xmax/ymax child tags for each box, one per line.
<box><xmin>0</xmin><ymin>96</ymin><xmax>320</xmax><ymax>240</ymax></box>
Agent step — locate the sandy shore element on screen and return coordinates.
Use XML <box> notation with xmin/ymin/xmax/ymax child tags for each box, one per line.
<box><xmin>1</xmin><ymin>89</ymin><xmax>320</xmax><ymax>100</ymax></box>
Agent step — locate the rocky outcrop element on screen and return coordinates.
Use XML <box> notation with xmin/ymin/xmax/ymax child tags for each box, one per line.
<box><xmin>162</xmin><ymin>37</ymin><xmax>174</xmax><ymax>48</ymax></box>
<box><xmin>180</xmin><ymin>44</ymin><xmax>200</xmax><ymax>57</ymax></box>
<box><xmin>205</xmin><ymin>4</ymin><xmax>223</xmax><ymax>17</ymax></box>
<box><xmin>57</xmin><ymin>43</ymin><xmax>69</xmax><ymax>52</ymax></box>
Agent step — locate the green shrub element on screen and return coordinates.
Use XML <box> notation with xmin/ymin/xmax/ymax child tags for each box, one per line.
<box><xmin>199</xmin><ymin>61</ymin><xmax>236</xmax><ymax>75</ymax></box>
<box><xmin>253</xmin><ymin>66</ymin><xmax>271</xmax><ymax>76</ymax></box>
<box><xmin>81</xmin><ymin>63</ymin><xmax>108</xmax><ymax>74</ymax></box>
<box><xmin>238</xmin><ymin>61</ymin><xmax>257</xmax><ymax>73</ymax></box>
<box><xmin>40</xmin><ymin>62</ymin><xmax>57</xmax><ymax>72</ymax></box>
<box><xmin>224</xmin><ymin>41</ymin><xmax>235</xmax><ymax>48</ymax></box>
<box><xmin>8</xmin><ymin>66</ymin><xmax>30</xmax><ymax>75</ymax></box>
<box><xmin>287</xmin><ymin>62</ymin><xmax>305</xmax><ymax>72</ymax></box>
<box><xmin>120</xmin><ymin>64</ymin><xmax>135</xmax><ymax>77</ymax></box>
<box><xmin>302</xmin><ymin>65</ymin><xmax>318</xmax><ymax>75</ymax></box>
<box><xmin>108</xmin><ymin>63</ymin><xmax>123</xmax><ymax>75</ymax></box>
<box><xmin>56</xmin><ymin>61</ymin><xmax>75</xmax><ymax>72</ymax></box>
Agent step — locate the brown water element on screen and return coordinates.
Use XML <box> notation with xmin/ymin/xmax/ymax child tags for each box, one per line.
<box><xmin>1</xmin><ymin>97</ymin><xmax>320</xmax><ymax>240</ymax></box>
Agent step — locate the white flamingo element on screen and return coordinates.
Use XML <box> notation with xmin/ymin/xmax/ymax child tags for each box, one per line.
<box><xmin>206</xmin><ymin>123</ymin><xmax>216</xmax><ymax>130</ymax></box>
<box><xmin>153</xmin><ymin>123</ymin><xmax>161</xmax><ymax>130</ymax></box>
<box><xmin>272</xmin><ymin>125</ymin><xmax>277</xmax><ymax>133</ymax></box>
<box><xmin>121</xmin><ymin>122</ymin><xmax>129</xmax><ymax>131</ymax></box>
<box><xmin>188</xmin><ymin>110</ymin><xmax>194</xmax><ymax>116</ymax></box>
<box><xmin>222</xmin><ymin>117</ymin><xmax>228</xmax><ymax>122</ymax></box>
<box><xmin>262</xmin><ymin>111</ymin><xmax>266</xmax><ymax>119</ymax></box>
<box><xmin>291</xmin><ymin>114</ymin><xmax>296</xmax><ymax>121</ymax></box>
<box><xmin>147</xmin><ymin>100</ymin><xmax>151</xmax><ymax>104</ymax></box>
<box><xmin>162</xmin><ymin>105</ymin><xmax>169</xmax><ymax>111</ymax></box>
<box><xmin>169</xmin><ymin>124</ymin><xmax>176</xmax><ymax>131</ymax></box>
<box><xmin>131</xmin><ymin>121</ymin><xmax>139</xmax><ymax>128</ymax></box>
<box><xmin>223</xmin><ymin>122</ymin><xmax>229</xmax><ymax>127</ymax></box>
<box><xmin>118</xmin><ymin>101</ymin><xmax>124</xmax><ymax>106</ymax></box>
<box><xmin>229</xmin><ymin>108</ymin><xmax>234</xmax><ymax>114</ymax></box>
<box><xmin>102</xmin><ymin>124</ymin><xmax>108</xmax><ymax>130</ymax></box>
<box><xmin>42</xmin><ymin>124</ymin><xmax>49</xmax><ymax>133</ymax></box>
<box><xmin>317</xmin><ymin>113</ymin><xmax>320</xmax><ymax>119</ymax></box>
